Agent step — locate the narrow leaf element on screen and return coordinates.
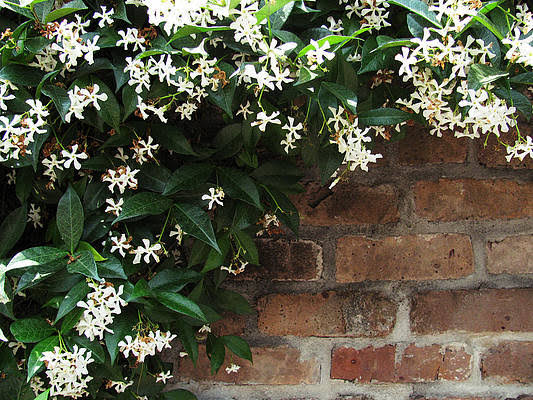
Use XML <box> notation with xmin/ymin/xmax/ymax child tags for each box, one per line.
<box><xmin>27</xmin><ymin>336</ymin><xmax>59</xmax><ymax>381</ymax></box>
<box><xmin>156</xmin><ymin>291</ymin><xmax>208</xmax><ymax>322</ymax></box>
<box><xmin>57</xmin><ymin>185</ymin><xmax>84</xmax><ymax>253</ymax></box>
<box><xmin>113</xmin><ymin>192</ymin><xmax>172</xmax><ymax>224</ymax></box>
<box><xmin>67</xmin><ymin>250</ymin><xmax>100</xmax><ymax>280</ymax></box>
<box><xmin>10</xmin><ymin>318</ymin><xmax>55</xmax><ymax>343</ymax></box>
<box><xmin>218</xmin><ymin>167</ymin><xmax>262</xmax><ymax>210</ymax></box>
<box><xmin>0</xmin><ymin>205</ymin><xmax>27</xmax><ymax>258</ymax></box>
<box><xmin>220</xmin><ymin>335</ymin><xmax>253</xmax><ymax>362</ymax></box>
<box><xmin>55</xmin><ymin>280</ymin><xmax>90</xmax><ymax>323</ymax></box>
<box><xmin>173</xmin><ymin>203</ymin><xmax>219</xmax><ymax>253</ymax></box>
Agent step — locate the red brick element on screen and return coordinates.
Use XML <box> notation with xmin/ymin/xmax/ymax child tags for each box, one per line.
<box><xmin>398</xmin><ymin>125</ymin><xmax>468</xmax><ymax>165</ymax></box>
<box><xmin>487</xmin><ymin>235</ymin><xmax>533</xmax><ymax>274</ymax></box>
<box><xmin>211</xmin><ymin>312</ymin><xmax>247</xmax><ymax>336</ymax></box>
<box><xmin>481</xmin><ymin>341</ymin><xmax>533</xmax><ymax>383</ymax></box>
<box><xmin>411</xmin><ymin>289</ymin><xmax>533</xmax><ymax>334</ymax></box>
<box><xmin>176</xmin><ymin>345</ymin><xmax>320</xmax><ymax>384</ymax></box>
<box><xmin>414</xmin><ymin>179</ymin><xmax>533</xmax><ymax>221</ymax></box>
<box><xmin>331</xmin><ymin>344</ymin><xmax>471</xmax><ymax>382</ymax></box>
<box><xmin>238</xmin><ymin>239</ymin><xmax>322</xmax><ymax>281</ymax></box>
<box><xmin>336</xmin><ymin>234</ymin><xmax>473</xmax><ymax>282</ymax></box>
<box><xmin>477</xmin><ymin>124</ymin><xmax>533</xmax><ymax>169</ymax></box>
<box><xmin>257</xmin><ymin>291</ymin><xmax>396</xmax><ymax>337</ymax></box>
<box><xmin>292</xmin><ymin>182</ymin><xmax>399</xmax><ymax>226</ymax></box>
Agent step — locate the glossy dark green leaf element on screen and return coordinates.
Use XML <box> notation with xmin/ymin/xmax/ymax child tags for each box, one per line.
<box><xmin>220</xmin><ymin>335</ymin><xmax>253</xmax><ymax>362</ymax></box>
<box><xmin>173</xmin><ymin>203</ymin><xmax>219</xmax><ymax>252</ymax></box>
<box><xmin>318</xmin><ymin>144</ymin><xmax>344</xmax><ymax>185</ymax></box>
<box><xmin>255</xmin><ymin>0</ymin><xmax>295</xmax><ymax>23</ymax></box>
<box><xmin>57</xmin><ymin>185</ymin><xmax>84</xmax><ymax>253</ymax></box>
<box><xmin>163</xmin><ymin>164</ymin><xmax>213</xmax><ymax>195</ymax></box>
<box><xmin>7</xmin><ymin>247</ymin><xmax>67</xmax><ymax>271</ymax></box>
<box><xmin>218</xmin><ymin>167</ymin><xmax>262</xmax><ymax>210</ymax></box>
<box><xmin>510</xmin><ymin>72</ymin><xmax>533</xmax><ymax>85</ymax></box>
<box><xmin>493</xmin><ymin>88</ymin><xmax>532</xmax><ymax>119</ymax></box>
<box><xmin>0</xmin><ymin>205</ymin><xmax>27</xmax><ymax>258</ymax></box>
<box><xmin>27</xmin><ymin>336</ymin><xmax>59</xmax><ymax>381</ymax></box>
<box><xmin>251</xmin><ymin>160</ymin><xmax>303</xmax><ymax>191</ymax></box>
<box><xmin>113</xmin><ymin>192</ymin><xmax>172</xmax><ymax>223</ymax></box>
<box><xmin>127</xmin><ymin>279</ymin><xmax>151</xmax><ymax>301</ymax></box>
<box><xmin>34</xmin><ymin>388</ymin><xmax>50</xmax><ymax>400</ymax></box>
<box><xmin>10</xmin><ymin>318</ymin><xmax>55</xmax><ymax>343</ymax></box>
<box><xmin>156</xmin><ymin>291</ymin><xmax>208</xmax><ymax>322</ymax></box>
<box><xmin>67</xmin><ymin>250</ymin><xmax>100</xmax><ymax>280</ymax></box>
<box><xmin>44</xmin><ymin>0</ymin><xmax>87</xmax><ymax>23</ymax></box>
<box><xmin>467</xmin><ymin>64</ymin><xmax>508</xmax><ymax>90</ymax></box>
<box><xmin>358</xmin><ymin>108</ymin><xmax>413</xmax><ymax>125</ymax></box>
<box><xmin>42</xmin><ymin>84</ymin><xmax>70</xmax><ymax>122</ymax></box>
<box><xmin>138</xmin><ymin>163</ymin><xmax>171</xmax><ymax>193</ymax></box>
<box><xmin>15</xmin><ymin>167</ymin><xmax>33</xmax><ymax>204</ymax></box>
<box><xmin>175</xmin><ymin>321</ymin><xmax>199</xmax><ymax>366</ymax></box>
<box><xmin>321</xmin><ymin>81</ymin><xmax>358</xmax><ymax>114</ymax></box>
<box><xmin>77</xmin><ymin>241</ymin><xmax>106</xmax><ymax>261</ymax></box>
<box><xmin>105</xmin><ymin>311</ymin><xmax>136</xmax><ymax>363</ymax></box>
<box><xmin>388</xmin><ymin>0</ymin><xmax>442</xmax><ymax>27</ymax></box>
<box><xmin>0</xmin><ymin>64</ymin><xmax>44</xmax><ymax>87</ymax></box>
<box><xmin>148</xmin><ymin>269</ymin><xmax>202</xmax><ymax>292</ymax></box>
<box><xmin>208</xmin><ymin>336</ymin><xmax>225</xmax><ymax>374</ymax></box>
<box><xmin>55</xmin><ymin>280</ymin><xmax>90</xmax><ymax>323</ymax></box>
<box><xmin>232</xmin><ymin>229</ymin><xmax>259</xmax><ymax>265</ymax></box>
<box><xmin>60</xmin><ymin>308</ymin><xmax>84</xmax><ymax>334</ymax></box>
<box><xmin>149</xmin><ymin>124</ymin><xmax>197</xmax><ymax>155</ymax></box>
<box><xmin>92</xmin><ymin>77</ymin><xmax>121</xmax><ymax>130</ymax></box>
<box><xmin>98</xmin><ymin>255</ymin><xmax>127</xmax><ymax>279</ymax></box>
<box><xmin>213</xmin><ymin>124</ymin><xmax>243</xmax><ymax>159</ymax></box>
<box><xmin>264</xmin><ymin>186</ymin><xmax>299</xmax><ymax>235</ymax></box>
<box><xmin>202</xmin><ymin>234</ymin><xmax>231</xmax><ymax>273</ymax></box>
<box><xmin>207</xmin><ymin>62</ymin><xmax>236</xmax><ymax>117</ymax></box>
<box><xmin>215</xmin><ymin>289</ymin><xmax>253</xmax><ymax>315</ymax></box>
<box><xmin>70</xmin><ymin>335</ymin><xmax>106</xmax><ymax>364</ymax></box>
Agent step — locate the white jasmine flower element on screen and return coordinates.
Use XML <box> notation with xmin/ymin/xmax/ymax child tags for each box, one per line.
<box><xmin>110</xmin><ymin>234</ymin><xmax>132</xmax><ymax>258</ymax></box>
<box><xmin>201</xmin><ymin>187</ymin><xmax>225</xmax><ymax>210</ymax></box>
<box><xmin>251</xmin><ymin>111</ymin><xmax>281</xmax><ymax>132</ymax></box>
<box><xmin>132</xmin><ymin>239</ymin><xmax>162</xmax><ymax>264</ymax></box>
<box><xmin>93</xmin><ymin>6</ymin><xmax>114</xmax><ymax>28</ymax></box>
<box><xmin>61</xmin><ymin>144</ymin><xmax>88</xmax><ymax>170</ymax></box>
<box><xmin>105</xmin><ymin>198</ymin><xmax>124</xmax><ymax>216</ymax></box>
<box><xmin>225</xmin><ymin>363</ymin><xmax>241</xmax><ymax>374</ymax></box>
<box><xmin>156</xmin><ymin>370</ymin><xmax>173</xmax><ymax>383</ymax></box>
<box><xmin>236</xmin><ymin>101</ymin><xmax>253</xmax><ymax>120</ymax></box>
<box><xmin>107</xmin><ymin>380</ymin><xmax>133</xmax><ymax>394</ymax></box>
<box><xmin>27</xmin><ymin>204</ymin><xmax>43</xmax><ymax>229</ymax></box>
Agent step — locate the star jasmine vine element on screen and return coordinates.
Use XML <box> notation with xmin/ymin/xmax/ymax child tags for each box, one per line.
<box><xmin>0</xmin><ymin>0</ymin><xmax>531</xmax><ymax>398</ymax></box>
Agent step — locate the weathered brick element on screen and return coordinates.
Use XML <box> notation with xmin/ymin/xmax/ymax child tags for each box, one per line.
<box><xmin>481</xmin><ymin>341</ymin><xmax>533</xmax><ymax>384</ymax></box>
<box><xmin>257</xmin><ymin>291</ymin><xmax>396</xmax><ymax>337</ymax></box>
<box><xmin>336</xmin><ymin>234</ymin><xmax>473</xmax><ymax>282</ymax></box>
<box><xmin>414</xmin><ymin>179</ymin><xmax>533</xmax><ymax>221</ymax></box>
<box><xmin>331</xmin><ymin>344</ymin><xmax>471</xmax><ymax>382</ymax></box>
<box><xmin>336</xmin><ymin>397</ymin><xmax>374</xmax><ymax>400</ymax></box>
<box><xmin>478</xmin><ymin>124</ymin><xmax>533</xmax><ymax>169</ymax></box>
<box><xmin>292</xmin><ymin>182</ymin><xmax>400</xmax><ymax>226</ymax></box>
<box><xmin>175</xmin><ymin>345</ymin><xmax>320</xmax><ymax>384</ymax></box>
<box><xmin>398</xmin><ymin>125</ymin><xmax>468</xmax><ymax>165</ymax></box>
<box><xmin>211</xmin><ymin>312</ymin><xmax>247</xmax><ymax>336</ymax></box>
<box><xmin>411</xmin><ymin>289</ymin><xmax>533</xmax><ymax>334</ymax></box>
<box><xmin>411</xmin><ymin>397</ymin><xmax>499</xmax><ymax>400</ymax></box>
<box><xmin>238</xmin><ymin>239</ymin><xmax>322</xmax><ymax>281</ymax></box>
<box><xmin>487</xmin><ymin>235</ymin><xmax>533</xmax><ymax>274</ymax></box>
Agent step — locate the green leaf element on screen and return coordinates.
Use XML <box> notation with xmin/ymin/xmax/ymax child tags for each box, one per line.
<box><xmin>57</xmin><ymin>185</ymin><xmax>84</xmax><ymax>253</ymax></box>
<box><xmin>60</xmin><ymin>308</ymin><xmax>84</xmax><ymax>334</ymax></box>
<box><xmin>358</xmin><ymin>37</ymin><xmax>396</xmax><ymax>74</ymax></box>
<box><xmin>156</xmin><ymin>291</ymin><xmax>208</xmax><ymax>322</ymax></box>
<box><xmin>148</xmin><ymin>269</ymin><xmax>202</xmax><ymax>291</ymax></box>
<box><xmin>42</xmin><ymin>84</ymin><xmax>70</xmax><ymax>122</ymax></box>
<box><xmin>0</xmin><ymin>205</ymin><xmax>27</xmax><ymax>258</ymax></box>
<box><xmin>297</xmin><ymin>35</ymin><xmax>353</xmax><ymax>58</ymax></box>
<box><xmin>44</xmin><ymin>0</ymin><xmax>87</xmax><ymax>23</ymax></box>
<box><xmin>112</xmin><ymin>0</ymin><xmax>130</xmax><ymax>23</ymax></box>
<box><xmin>510</xmin><ymin>72</ymin><xmax>533</xmax><ymax>85</ymax></box>
<box><xmin>175</xmin><ymin>322</ymin><xmax>199</xmax><ymax>366</ymax></box>
<box><xmin>7</xmin><ymin>247</ymin><xmax>67</xmax><ymax>271</ymax></box>
<box><xmin>321</xmin><ymin>81</ymin><xmax>358</xmax><ymax>114</ymax></box>
<box><xmin>272</xmin><ymin>29</ymin><xmax>305</xmax><ymax>54</ymax></box>
<box><xmin>162</xmin><ymin>389</ymin><xmax>198</xmax><ymax>400</ymax></box>
<box><xmin>318</xmin><ymin>144</ymin><xmax>344</xmax><ymax>185</ymax></box>
<box><xmin>407</xmin><ymin>13</ymin><xmax>429</xmax><ymax>37</ymax></box>
<box><xmin>470</xmin><ymin>14</ymin><xmax>504</xmax><ymax>40</ymax></box>
<box><xmin>216</xmin><ymin>289</ymin><xmax>253</xmax><ymax>315</ymax></box>
<box><xmin>34</xmin><ymin>388</ymin><xmax>50</xmax><ymax>400</ymax></box>
<box><xmin>220</xmin><ymin>335</ymin><xmax>252</xmax><ymax>362</ymax></box>
<box><xmin>67</xmin><ymin>250</ymin><xmax>100</xmax><ymax>280</ymax></box>
<box><xmin>467</xmin><ymin>63</ymin><xmax>508</xmax><ymax>90</ymax></box>
<box><xmin>77</xmin><ymin>241</ymin><xmax>106</xmax><ymax>261</ymax></box>
<box><xmin>255</xmin><ymin>0</ymin><xmax>295</xmax><ymax>23</ymax></box>
<box><xmin>388</xmin><ymin>0</ymin><xmax>442</xmax><ymax>27</ymax></box>
<box><xmin>493</xmin><ymin>88</ymin><xmax>532</xmax><ymax>119</ymax></box>
<box><xmin>139</xmin><ymin>164</ymin><xmax>171</xmax><ymax>193</ymax></box>
<box><xmin>213</xmin><ymin>124</ymin><xmax>243</xmax><ymax>160</ymax></box>
<box><xmin>92</xmin><ymin>77</ymin><xmax>121</xmax><ymax>130</ymax></box>
<box><xmin>208</xmin><ymin>336</ymin><xmax>225</xmax><ymax>374</ymax></box>
<box><xmin>218</xmin><ymin>167</ymin><xmax>262</xmax><ymax>210</ymax></box>
<box><xmin>27</xmin><ymin>336</ymin><xmax>59</xmax><ymax>381</ymax></box>
<box><xmin>149</xmin><ymin>124</ymin><xmax>197</xmax><ymax>155</ymax></box>
<box><xmin>127</xmin><ymin>279</ymin><xmax>151</xmax><ymax>301</ymax></box>
<box><xmin>359</xmin><ymin>108</ymin><xmax>413</xmax><ymax>125</ymax></box>
<box><xmin>173</xmin><ymin>203</ymin><xmax>220</xmax><ymax>252</ymax></box>
<box><xmin>163</xmin><ymin>164</ymin><xmax>213</xmax><ymax>195</ymax></box>
<box><xmin>105</xmin><ymin>311</ymin><xmax>135</xmax><ymax>363</ymax></box>
<box><xmin>113</xmin><ymin>192</ymin><xmax>172</xmax><ymax>224</ymax></box>
<box><xmin>373</xmin><ymin>36</ymin><xmax>415</xmax><ymax>52</ymax></box>
<box><xmin>0</xmin><ymin>64</ymin><xmax>44</xmax><ymax>87</ymax></box>
<box><xmin>70</xmin><ymin>335</ymin><xmax>106</xmax><ymax>364</ymax></box>
<box><xmin>98</xmin><ymin>255</ymin><xmax>127</xmax><ymax>279</ymax></box>
<box><xmin>202</xmin><ymin>235</ymin><xmax>231</xmax><ymax>273</ymax></box>
<box><xmin>168</xmin><ymin>25</ymin><xmax>231</xmax><ymax>42</ymax></box>
<box><xmin>15</xmin><ymin>167</ymin><xmax>33</xmax><ymax>203</ymax></box>
<box><xmin>55</xmin><ymin>280</ymin><xmax>90</xmax><ymax>323</ymax></box>
<box><xmin>232</xmin><ymin>229</ymin><xmax>259</xmax><ymax>265</ymax></box>
<box><xmin>122</xmin><ymin>84</ymin><xmax>138</xmax><ymax>121</ymax></box>
<box><xmin>264</xmin><ymin>186</ymin><xmax>299</xmax><ymax>235</ymax></box>
<box><xmin>10</xmin><ymin>318</ymin><xmax>55</xmax><ymax>343</ymax></box>
<box><xmin>251</xmin><ymin>160</ymin><xmax>302</xmax><ymax>191</ymax></box>
<box><xmin>207</xmin><ymin>62</ymin><xmax>236</xmax><ymax>117</ymax></box>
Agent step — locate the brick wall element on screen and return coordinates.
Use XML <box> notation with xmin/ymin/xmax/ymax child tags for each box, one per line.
<box><xmin>164</xmin><ymin>128</ymin><xmax>533</xmax><ymax>400</ymax></box>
